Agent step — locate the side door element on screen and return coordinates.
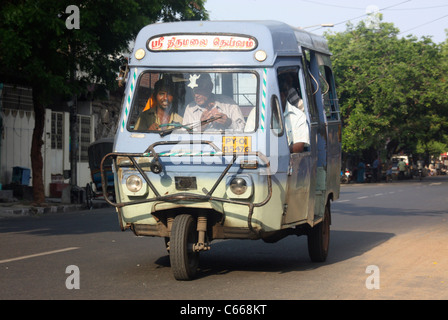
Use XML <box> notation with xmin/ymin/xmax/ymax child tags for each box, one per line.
<box><xmin>316</xmin><ymin>53</ymin><xmax>341</xmax><ymax>201</ymax></box>
<box><xmin>278</xmin><ymin>65</ymin><xmax>313</xmax><ymax>225</ymax></box>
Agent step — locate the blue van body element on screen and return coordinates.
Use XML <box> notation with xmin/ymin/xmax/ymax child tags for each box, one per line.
<box><xmin>102</xmin><ymin>20</ymin><xmax>341</xmax><ymax>279</ymax></box>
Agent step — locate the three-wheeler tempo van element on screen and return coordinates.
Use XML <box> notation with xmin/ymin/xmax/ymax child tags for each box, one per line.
<box><xmin>101</xmin><ymin>20</ymin><xmax>341</xmax><ymax>280</ymax></box>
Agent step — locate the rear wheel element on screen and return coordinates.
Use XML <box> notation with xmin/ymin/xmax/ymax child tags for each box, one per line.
<box><xmin>308</xmin><ymin>202</ymin><xmax>330</xmax><ymax>262</ymax></box>
<box><xmin>170</xmin><ymin>214</ymin><xmax>199</xmax><ymax>280</ymax></box>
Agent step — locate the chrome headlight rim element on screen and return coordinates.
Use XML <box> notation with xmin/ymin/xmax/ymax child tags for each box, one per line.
<box><xmin>229</xmin><ymin>177</ymin><xmax>248</xmax><ymax>195</ymax></box>
<box><xmin>126</xmin><ymin>174</ymin><xmax>143</xmax><ymax>193</ymax></box>
<box><xmin>226</xmin><ymin>174</ymin><xmax>253</xmax><ymax>199</ymax></box>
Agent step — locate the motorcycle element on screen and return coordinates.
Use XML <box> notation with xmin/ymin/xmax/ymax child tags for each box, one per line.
<box><xmin>417</xmin><ymin>161</ymin><xmax>424</xmax><ymax>181</ymax></box>
<box><xmin>365</xmin><ymin>164</ymin><xmax>373</xmax><ymax>183</ymax></box>
<box><xmin>341</xmin><ymin>168</ymin><xmax>352</xmax><ymax>184</ymax></box>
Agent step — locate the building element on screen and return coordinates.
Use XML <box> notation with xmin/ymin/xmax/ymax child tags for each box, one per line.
<box><xmin>0</xmin><ymin>82</ymin><xmax>120</xmax><ymax>198</ymax></box>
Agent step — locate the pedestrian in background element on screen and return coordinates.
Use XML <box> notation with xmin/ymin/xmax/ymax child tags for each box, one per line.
<box><xmin>372</xmin><ymin>157</ymin><xmax>379</xmax><ymax>182</ymax></box>
<box><xmin>398</xmin><ymin>158</ymin><xmax>406</xmax><ymax>180</ymax></box>
<box><xmin>357</xmin><ymin>161</ymin><xmax>365</xmax><ymax>183</ymax></box>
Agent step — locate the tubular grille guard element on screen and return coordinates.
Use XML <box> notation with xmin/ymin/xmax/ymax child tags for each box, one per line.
<box><xmin>100</xmin><ymin>140</ymin><xmax>273</xmax><ymax>235</ymax></box>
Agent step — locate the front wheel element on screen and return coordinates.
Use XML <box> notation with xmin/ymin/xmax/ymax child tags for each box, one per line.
<box><xmin>308</xmin><ymin>202</ymin><xmax>330</xmax><ymax>262</ymax></box>
<box><xmin>169</xmin><ymin>214</ymin><xmax>199</xmax><ymax>280</ymax></box>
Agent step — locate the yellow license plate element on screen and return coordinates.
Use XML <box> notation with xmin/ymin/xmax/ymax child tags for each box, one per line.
<box><xmin>222</xmin><ymin>136</ymin><xmax>252</xmax><ymax>154</ymax></box>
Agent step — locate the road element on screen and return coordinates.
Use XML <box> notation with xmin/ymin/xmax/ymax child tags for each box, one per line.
<box><xmin>1</xmin><ymin>176</ymin><xmax>447</xmax><ymax>301</ymax></box>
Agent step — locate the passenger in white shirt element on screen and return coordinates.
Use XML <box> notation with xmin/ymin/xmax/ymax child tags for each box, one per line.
<box><xmin>283</xmin><ymin>99</ymin><xmax>309</xmax><ymax>153</ymax></box>
<box><xmin>182</xmin><ymin>74</ymin><xmax>245</xmax><ymax>132</ymax></box>
<box><xmin>244</xmin><ymin>97</ymin><xmax>309</xmax><ymax>153</ymax></box>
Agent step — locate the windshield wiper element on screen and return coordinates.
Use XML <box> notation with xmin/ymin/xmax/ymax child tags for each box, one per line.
<box><xmin>183</xmin><ymin>115</ymin><xmax>223</xmax><ymax>131</ymax></box>
<box><xmin>158</xmin><ymin>122</ymin><xmax>192</xmax><ymax>137</ymax></box>
<box><xmin>158</xmin><ymin>116</ymin><xmax>223</xmax><ymax>137</ymax></box>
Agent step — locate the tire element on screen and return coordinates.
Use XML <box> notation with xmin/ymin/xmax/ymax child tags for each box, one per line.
<box><xmin>169</xmin><ymin>214</ymin><xmax>199</xmax><ymax>280</ymax></box>
<box><xmin>85</xmin><ymin>183</ymin><xmax>94</xmax><ymax>209</ymax></box>
<box><xmin>308</xmin><ymin>202</ymin><xmax>330</xmax><ymax>262</ymax></box>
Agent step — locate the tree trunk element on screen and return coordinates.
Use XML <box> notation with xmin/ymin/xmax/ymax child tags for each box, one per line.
<box><xmin>31</xmin><ymin>85</ymin><xmax>46</xmax><ymax>204</ymax></box>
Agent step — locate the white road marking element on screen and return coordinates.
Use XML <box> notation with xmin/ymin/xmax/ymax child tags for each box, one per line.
<box><xmin>0</xmin><ymin>247</ymin><xmax>80</xmax><ymax>264</ymax></box>
<box><xmin>337</xmin><ymin>180</ymin><xmax>446</xmax><ymax>204</ymax></box>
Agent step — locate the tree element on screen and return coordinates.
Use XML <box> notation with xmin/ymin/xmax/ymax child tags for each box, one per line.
<box><xmin>325</xmin><ymin>17</ymin><xmax>448</xmax><ymax>162</ymax></box>
<box><xmin>0</xmin><ymin>0</ymin><xmax>208</xmax><ymax>204</ymax></box>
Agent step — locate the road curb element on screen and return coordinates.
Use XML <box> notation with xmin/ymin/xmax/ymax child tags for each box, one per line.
<box><xmin>0</xmin><ymin>201</ymin><xmax>111</xmax><ymax>218</ymax></box>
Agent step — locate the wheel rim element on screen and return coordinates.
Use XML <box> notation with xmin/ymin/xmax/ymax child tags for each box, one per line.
<box><xmin>186</xmin><ymin>228</ymin><xmax>199</xmax><ymax>270</ymax></box>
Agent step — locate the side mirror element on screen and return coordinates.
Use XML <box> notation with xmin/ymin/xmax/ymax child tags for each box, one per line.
<box><xmin>116</xmin><ymin>59</ymin><xmax>129</xmax><ymax>87</ymax></box>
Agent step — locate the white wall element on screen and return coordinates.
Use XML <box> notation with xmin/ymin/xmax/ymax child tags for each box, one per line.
<box><xmin>2</xmin><ymin>107</ymin><xmax>94</xmax><ymax>197</ymax></box>
<box><xmin>0</xmin><ymin>109</ymin><xmax>34</xmax><ymax>186</ymax></box>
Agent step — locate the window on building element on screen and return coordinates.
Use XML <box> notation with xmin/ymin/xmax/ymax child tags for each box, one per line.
<box><xmin>51</xmin><ymin>112</ymin><xmax>63</xmax><ymax>149</ymax></box>
<box><xmin>78</xmin><ymin>115</ymin><xmax>91</xmax><ymax>162</ymax></box>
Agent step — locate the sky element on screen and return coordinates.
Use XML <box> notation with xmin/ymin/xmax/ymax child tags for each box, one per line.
<box><xmin>204</xmin><ymin>0</ymin><xmax>448</xmax><ymax>43</ymax></box>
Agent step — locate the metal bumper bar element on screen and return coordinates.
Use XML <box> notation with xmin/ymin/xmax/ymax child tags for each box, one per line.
<box><xmin>100</xmin><ymin>140</ymin><xmax>272</xmax><ymax>234</ymax></box>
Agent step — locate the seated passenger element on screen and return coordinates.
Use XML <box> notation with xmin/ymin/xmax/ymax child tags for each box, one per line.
<box><xmin>283</xmin><ymin>99</ymin><xmax>309</xmax><ymax>153</ymax></box>
<box><xmin>182</xmin><ymin>74</ymin><xmax>245</xmax><ymax>132</ymax></box>
<box><xmin>244</xmin><ymin>97</ymin><xmax>309</xmax><ymax>153</ymax></box>
<box><xmin>280</xmin><ymin>82</ymin><xmax>309</xmax><ymax>153</ymax></box>
<box><xmin>244</xmin><ymin>83</ymin><xmax>309</xmax><ymax>153</ymax></box>
<box><xmin>243</xmin><ymin>107</ymin><xmax>256</xmax><ymax>132</ymax></box>
<box><xmin>134</xmin><ymin>77</ymin><xmax>182</xmax><ymax>131</ymax></box>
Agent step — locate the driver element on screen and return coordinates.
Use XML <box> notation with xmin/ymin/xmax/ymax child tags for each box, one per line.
<box><xmin>182</xmin><ymin>73</ymin><xmax>245</xmax><ymax>131</ymax></box>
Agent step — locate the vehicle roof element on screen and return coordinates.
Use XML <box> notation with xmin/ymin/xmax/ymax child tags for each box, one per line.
<box><xmin>129</xmin><ymin>20</ymin><xmax>331</xmax><ymax>67</ymax></box>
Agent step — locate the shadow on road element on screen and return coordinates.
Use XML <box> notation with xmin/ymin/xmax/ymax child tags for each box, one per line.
<box><xmin>154</xmin><ymin>229</ymin><xmax>394</xmax><ymax>279</ymax></box>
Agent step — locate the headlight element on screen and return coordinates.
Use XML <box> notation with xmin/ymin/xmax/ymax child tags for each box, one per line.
<box><xmin>126</xmin><ymin>175</ymin><xmax>143</xmax><ymax>193</ymax></box>
<box><xmin>229</xmin><ymin>177</ymin><xmax>247</xmax><ymax>195</ymax></box>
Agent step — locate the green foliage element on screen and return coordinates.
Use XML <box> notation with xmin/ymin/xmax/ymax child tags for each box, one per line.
<box><xmin>325</xmin><ymin>18</ymin><xmax>448</xmax><ymax>158</ymax></box>
<box><xmin>0</xmin><ymin>0</ymin><xmax>208</xmax><ymax>202</ymax></box>
<box><xmin>0</xmin><ymin>0</ymin><xmax>209</xmax><ymax>99</ymax></box>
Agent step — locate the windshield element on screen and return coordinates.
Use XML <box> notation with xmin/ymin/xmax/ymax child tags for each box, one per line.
<box><xmin>127</xmin><ymin>71</ymin><xmax>258</xmax><ymax>134</ymax></box>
